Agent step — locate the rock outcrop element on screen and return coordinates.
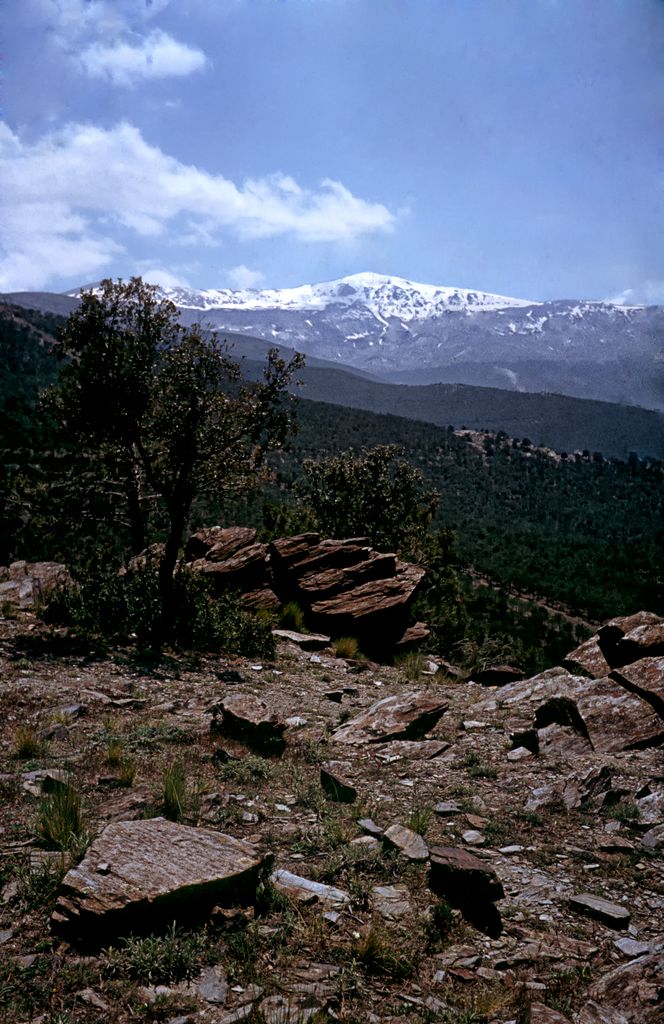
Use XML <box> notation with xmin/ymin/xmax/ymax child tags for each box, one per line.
<box><xmin>0</xmin><ymin>560</ymin><xmax>72</xmax><ymax>610</ymax></box>
<box><xmin>184</xmin><ymin>527</ymin><xmax>427</xmax><ymax>652</ymax></box>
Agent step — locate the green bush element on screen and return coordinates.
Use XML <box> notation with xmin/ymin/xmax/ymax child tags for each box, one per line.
<box><xmin>102</xmin><ymin>923</ymin><xmax>206</xmax><ymax>985</ymax></box>
<box><xmin>42</xmin><ymin>565</ymin><xmax>275</xmax><ymax>658</ymax></box>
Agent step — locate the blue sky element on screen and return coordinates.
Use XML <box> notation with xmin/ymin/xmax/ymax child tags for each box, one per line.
<box><xmin>1</xmin><ymin>0</ymin><xmax>663</xmax><ymax>302</ymax></box>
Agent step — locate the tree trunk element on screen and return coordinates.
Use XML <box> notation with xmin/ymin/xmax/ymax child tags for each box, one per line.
<box><xmin>157</xmin><ymin>486</ymin><xmax>192</xmax><ymax>645</ymax></box>
<box><xmin>125</xmin><ymin>458</ymin><xmax>146</xmax><ymax>555</ymax></box>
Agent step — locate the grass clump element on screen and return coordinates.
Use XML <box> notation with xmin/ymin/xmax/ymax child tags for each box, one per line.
<box><xmin>36</xmin><ymin>782</ymin><xmax>87</xmax><ymax>852</ymax></box>
<box><xmin>354</xmin><ymin>921</ymin><xmax>417</xmax><ymax>979</ymax></box>
<box><xmin>18</xmin><ymin>859</ymin><xmax>67</xmax><ymax>911</ymax></box>
<box><xmin>218</xmin><ymin>753</ymin><xmax>272</xmax><ymax>784</ymax></box>
<box><xmin>162</xmin><ymin>760</ymin><xmax>188</xmax><ymax>821</ymax></box>
<box><xmin>407</xmin><ymin>800</ymin><xmax>433</xmax><ymax>836</ymax></box>
<box><xmin>333</xmin><ymin>636</ymin><xmax>359</xmax><ymax>659</ymax></box>
<box><xmin>12</xmin><ymin>726</ymin><xmax>45</xmax><ymax>760</ymax></box>
<box><xmin>277</xmin><ymin>601</ymin><xmax>306</xmax><ymax>632</ymax></box>
<box><xmin>102</xmin><ymin>923</ymin><xmax>207</xmax><ymax>985</ymax></box>
<box><xmin>460</xmin><ymin>752</ymin><xmax>498</xmax><ymax>780</ymax></box>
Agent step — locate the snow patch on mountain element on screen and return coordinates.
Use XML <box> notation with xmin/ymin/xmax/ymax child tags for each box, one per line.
<box><xmin>158</xmin><ymin>271</ymin><xmax>539</xmax><ymax>322</ymax></box>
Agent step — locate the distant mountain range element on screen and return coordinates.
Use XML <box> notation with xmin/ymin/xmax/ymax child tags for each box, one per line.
<box><xmin>151</xmin><ymin>272</ymin><xmax>664</xmax><ymax>411</ymax></box>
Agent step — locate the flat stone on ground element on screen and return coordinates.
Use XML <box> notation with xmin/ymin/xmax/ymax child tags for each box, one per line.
<box><xmin>382</xmin><ymin>823</ymin><xmax>429</xmax><ymax>861</ymax></box>
<box><xmin>331</xmin><ymin>690</ymin><xmax>447</xmax><ymax>744</ymax></box>
<box><xmin>569</xmin><ymin>892</ymin><xmax>631</xmax><ymax>930</ymax></box>
<box><xmin>51</xmin><ymin>819</ymin><xmax>272</xmax><ymax>941</ymax></box>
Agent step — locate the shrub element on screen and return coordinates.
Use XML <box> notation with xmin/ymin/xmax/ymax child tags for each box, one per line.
<box><xmin>43</xmin><ymin>565</ymin><xmax>275</xmax><ymax>658</ymax></box>
<box><xmin>102</xmin><ymin>923</ymin><xmax>206</xmax><ymax>985</ymax></box>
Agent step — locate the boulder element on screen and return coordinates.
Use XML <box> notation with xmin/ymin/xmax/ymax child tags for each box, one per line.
<box><xmin>184</xmin><ymin>526</ymin><xmax>257</xmax><ymax>562</ymax></box>
<box><xmin>563</xmin><ymin>636</ymin><xmax>611</xmax><ymax>678</ymax></box>
<box><xmin>429</xmin><ymin>845</ymin><xmax>504</xmax><ymax>937</ymax></box>
<box><xmin>51</xmin><ymin>819</ymin><xmax>272</xmax><ymax>942</ymax></box>
<box><xmin>192</xmin><ymin>543</ymin><xmax>268</xmax><ymax>593</ymax></box>
<box><xmin>331</xmin><ymin>691</ymin><xmax>447</xmax><ymax>745</ymax></box>
<box><xmin>210</xmin><ymin>694</ymin><xmax>286</xmax><ymax>753</ymax></box>
<box><xmin>597</xmin><ymin>611</ymin><xmax>663</xmax><ymax>668</ymax></box>
<box><xmin>610</xmin><ymin>657</ymin><xmax>664</xmax><ymax>718</ymax></box>
<box><xmin>270</xmin><ymin>535</ymin><xmax>426</xmax><ymax>653</ymax></box>
<box><xmin>0</xmin><ymin>560</ymin><xmax>72</xmax><ymax>609</ymax></box>
<box><xmin>471</xmin><ymin>665</ymin><xmax>525</xmax><ymax>686</ymax></box>
<box><xmin>493</xmin><ymin>668</ymin><xmax>663</xmax><ymax>752</ymax></box>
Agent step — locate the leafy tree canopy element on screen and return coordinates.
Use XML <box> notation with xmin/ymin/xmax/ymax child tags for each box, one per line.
<box><xmin>297</xmin><ymin>444</ymin><xmax>438</xmax><ymax>555</ymax></box>
<box><xmin>47</xmin><ymin>277</ymin><xmax>303</xmax><ymax>641</ymax></box>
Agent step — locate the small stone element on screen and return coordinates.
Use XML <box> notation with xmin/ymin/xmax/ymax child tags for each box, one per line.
<box><xmin>434</xmin><ymin>801</ymin><xmax>462</xmax><ymax>817</ymax></box>
<box><xmin>371</xmin><ymin>883</ymin><xmax>411</xmax><ymax>920</ymax></box>
<box><xmin>507</xmin><ymin>746</ymin><xmax>533</xmax><ymax>761</ymax></box>
<box><xmin>349</xmin><ymin>835</ymin><xmax>379</xmax><ymax>852</ymax></box>
<box><xmin>196</xmin><ymin>964</ymin><xmax>228</xmax><ymax>1004</ymax></box>
<box><xmin>382</xmin><ymin>823</ymin><xmax>429</xmax><ymax>861</ymax></box>
<box><xmin>614</xmin><ymin>937</ymin><xmax>651</xmax><ymax>958</ymax></box>
<box><xmin>76</xmin><ymin>988</ymin><xmax>110</xmax><ymax>1011</ymax></box>
<box><xmin>498</xmin><ymin>845</ymin><xmax>524</xmax><ymax>855</ymax></box>
<box><xmin>569</xmin><ymin>892</ymin><xmax>631</xmax><ymax>930</ymax></box>
<box><xmin>0</xmin><ymin>929</ymin><xmax>13</xmax><ymax>944</ymax></box>
<box><xmin>357</xmin><ymin>817</ymin><xmax>383</xmax><ymax>836</ymax></box>
<box><xmin>271</xmin><ymin>869</ymin><xmax>349</xmax><ymax>907</ymax></box>
<box><xmin>462</xmin><ymin>830</ymin><xmax>485</xmax><ymax>846</ymax></box>
<box><xmin>285</xmin><ymin>716</ymin><xmax>307</xmax><ymax>728</ymax></box>
<box><xmin>529</xmin><ymin>1003</ymin><xmax>571</xmax><ymax>1023</ymax></box>
<box><xmin>642</xmin><ymin>823</ymin><xmax>664</xmax><ymax>850</ymax></box>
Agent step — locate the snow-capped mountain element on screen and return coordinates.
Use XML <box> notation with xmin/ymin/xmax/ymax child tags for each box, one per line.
<box><xmin>161</xmin><ymin>271</ymin><xmax>537</xmax><ymax>319</ymax></box>
<box><xmin>155</xmin><ymin>272</ymin><xmax>662</xmax><ymax>409</ymax></box>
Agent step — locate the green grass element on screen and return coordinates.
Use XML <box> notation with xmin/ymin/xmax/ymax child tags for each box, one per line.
<box><xmin>36</xmin><ymin>782</ymin><xmax>87</xmax><ymax>852</ymax></box>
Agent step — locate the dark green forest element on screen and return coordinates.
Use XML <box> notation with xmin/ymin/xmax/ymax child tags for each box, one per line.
<box><xmin>2</xmin><ymin>300</ymin><xmax>663</xmax><ymax>649</ymax></box>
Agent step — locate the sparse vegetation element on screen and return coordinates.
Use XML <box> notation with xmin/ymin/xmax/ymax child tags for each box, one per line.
<box><xmin>35</xmin><ymin>782</ymin><xmax>86</xmax><ymax>852</ymax></box>
<box><xmin>162</xmin><ymin>760</ymin><xmax>188</xmax><ymax>821</ymax></box>
<box><xmin>101</xmin><ymin>923</ymin><xmax>207</xmax><ymax>985</ymax></box>
<box><xmin>12</xmin><ymin>726</ymin><xmax>45</xmax><ymax>760</ymax></box>
<box><xmin>333</xmin><ymin>635</ymin><xmax>360</xmax><ymax>659</ymax></box>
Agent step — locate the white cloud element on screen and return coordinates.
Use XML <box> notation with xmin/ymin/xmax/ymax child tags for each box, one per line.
<box><xmin>135</xmin><ymin>264</ymin><xmax>193</xmax><ymax>289</ymax></box>
<box><xmin>227</xmin><ymin>265</ymin><xmax>266</xmax><ymax>289</ymax></box>
<box><xmin>605</xmin><ymin>282</ymin><xmax>664</xmax><ymax>306</ymax></box>
<box><xmin>80</xmin><ymin>30</ymin><xmax>207</xmax><ymax>87</ymax></box>
<box><xmin>33</xmin><ymin>1</ymin><xmax>207</xmax><ymax>87</ymax></box>
<box><xmin>0</xmin><ymin>120</ymin><xmax>395</xmax><ymax>291</ymax></box>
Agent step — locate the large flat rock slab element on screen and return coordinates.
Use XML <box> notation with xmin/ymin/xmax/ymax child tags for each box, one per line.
<box><xmin>610</xmin><ymin>657</ymin><xmax>664</xmax><ymax>718</ymax></box>
<box><xmin>51</xmin><ymin>819</ymin><xmax>272</xmax><ymax>942</ymax></box>
<box><xmin>489</xmin><ymin>667</ymin><xmax>663</xmax><ymax>752</ymax></box>
<box><xmin>331</xmin><ymin>690</ymin><xmax>447</xmax><ymax>744</ymax></box>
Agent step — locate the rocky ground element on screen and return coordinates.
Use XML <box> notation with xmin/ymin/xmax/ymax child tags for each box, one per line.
<box><xmin>0</xmin><ymin>610</ymin><xmax>662</xmax><ymax>1024</ymax></box>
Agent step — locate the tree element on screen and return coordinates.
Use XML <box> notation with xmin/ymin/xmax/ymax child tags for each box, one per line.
<box><xmin>49</xmin><ymin>277</ymin><xmax>303</xmax><ymax>641</ymax></box>
<box><xmin>297</xmin><ymin>444</ymin><xmax>438</xmax><ymax>555</ymax></box>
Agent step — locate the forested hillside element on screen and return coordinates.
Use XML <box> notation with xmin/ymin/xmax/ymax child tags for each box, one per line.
<box><xmin>1</xmin><ymin>301</ymin><xmax>662</xmax><ymax>626</ymax></box>
<box><xmin>267</xmin><ymin>400</ymin><xmax>664</xmax><ymax>623</ymax></box>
